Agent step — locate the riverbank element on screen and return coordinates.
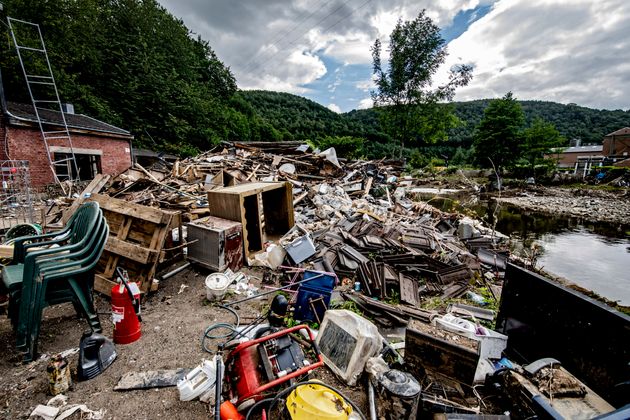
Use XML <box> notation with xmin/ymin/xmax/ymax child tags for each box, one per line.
<box><xmin>497</xmin><ymin>186</ymin><xmax>630</xmax><ymax>228</ymax></box>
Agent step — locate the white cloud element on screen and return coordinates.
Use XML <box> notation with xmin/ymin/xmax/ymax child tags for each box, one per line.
<box><xmin>157</xmin><ymin>0</ymin><xmax>489</xmax><ymax>93</ymax></box>
<box><xmin>438</xmin><ymin>0</ymin><xmax>630</xmax><ymax>109</ymax></box>
<box><xmin>327</xmin><ymin>103</ymin><xmax>342</xmax><ymax>113</ymax></box>
<box><xmin>157</xmin><ymin>0</ymin><xmax>630</xmax><ymax>110</ymax></box>
<box><xmin>357</xmin><ymin>97</ymin><xmax>373</xmax><ymax>109</ymax></box>
<box><xmin>356</xmin><ymin>79</ymin><xmax>374</xmax><ymax>92</ymax></box>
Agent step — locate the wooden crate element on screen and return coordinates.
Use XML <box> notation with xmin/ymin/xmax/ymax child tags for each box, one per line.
<box><xmin>89</xmin><ymin>194</ymin><xmax>176</xmax><ymax>296</ymax></box>
<box><xmin>207</xmin><ymin>182</ymin><xmax>294</xmax><ymax>259</ymax></box>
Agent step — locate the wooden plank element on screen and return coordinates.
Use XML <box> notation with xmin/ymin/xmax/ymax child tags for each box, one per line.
<box><xmin>90</xmin><ymin>194</ymin><xmax>170</xmax><ymax>225</ymax></box>
<box><xmin>94</xmin><ymin>274</ymin><xmax>116</xmax><ymax>296</ymax></box>
<box><xmin>207</xmin><ymin>192</ymin><xmax>242</xmax><ymax>222</ymax></box>
<box><xmin>0</xmin><ymin>244</ymin><xmax>14</xmax><ymax>259</ymax></box>
<box><xmin>210</xmin><ymin>181</ymin><xmax>284</xmax><ymax>196</ymax></box>
<box><xmin>104</xmin><ymin>237</ymin><xmax>157</xmax><ymax>264</ymax></box>
<box><xmin>62</xmin><ymin>174</ymin><xmax>110</xmax><ymax>223</ymax></box>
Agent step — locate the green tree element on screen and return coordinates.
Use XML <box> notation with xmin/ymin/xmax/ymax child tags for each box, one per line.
<box><xmin>473</xmin><ymin>92</ymin><xmax>525</xmax><ymax>170</ymax></box>
<box><xmin>316</xmin><ymin>136</ymin><xmax>364</xmax><ymax>159</ymax></box>
<box><xmin>0</xmin><ymin>0</ymin><xmax>237</xmax><ymax>155</ymax></box>
<box><xmin>521</xmin><ymin>117</ymin><xmax>564</xmax><ymax>174</ymax></box>
<box><xmin>371</xmin><ymin>10</ymin><xmax>472</xmax><ymax>156</ymax></box>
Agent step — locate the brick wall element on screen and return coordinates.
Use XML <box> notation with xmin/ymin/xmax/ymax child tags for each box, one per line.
<box><xmin>5</xmin><ymin>125</ymin><xmax>132</xmax><ymax>186</ymax></box>
<box><xmin>603</xmin><ymin>136</ymin><xmax>630</xmax><ymax>157</ymax></box>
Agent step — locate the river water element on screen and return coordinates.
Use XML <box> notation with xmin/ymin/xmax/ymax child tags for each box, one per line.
<box><xmin>424</xmin><ymin>194</ymin><xmax>630</xmax><ymax>306</ymax></box>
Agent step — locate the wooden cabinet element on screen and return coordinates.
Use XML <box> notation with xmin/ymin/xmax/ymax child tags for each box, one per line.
<box><xmin>207</xmin><ymin>182</ymin><xmax>294</xmax><ymax>259</ymax></box>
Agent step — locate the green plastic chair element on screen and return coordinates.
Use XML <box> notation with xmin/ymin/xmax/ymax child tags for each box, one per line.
<box><xmin>11</xmin><ymin>202</ymin><xmax>100</xmax><ymax>264</ymax></box>
<box><xmin>19</xmin><ymin>216</ymin><xmax>109</xmax><ymax>360</ymax></box>
<box><xmin>3</xmin><ymin>202</ymin><xmax>101</xmax><ymax>329</ymax></box>
<box><xmin>1</xmin><ymin>202</ymin><xmax>108</xmax><ymax>361</ymax></box>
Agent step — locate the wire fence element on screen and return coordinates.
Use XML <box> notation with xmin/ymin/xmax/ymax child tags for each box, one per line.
<box><xmin>0</xmin><ymin>160</ymin><xmax>34</xmax><ymax>231</ymax></box>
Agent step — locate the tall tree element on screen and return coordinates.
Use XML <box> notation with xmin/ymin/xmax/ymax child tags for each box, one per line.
<box><xmin>521</xmin><ymin>117</ymin><xmax>564</xmax><ymax>174</ymax></box>
<box><xmin>473</xmin><ymin>92</ymin><xmax>525</xmax><ymax>169</ymax></box>
<box><xmin>0</xmin><ymin>0</ymin><xmax>237</xmax><ymax>154</ymax></box>
<box><xmin>371</xmin><ymin>10</ymin><xmax>472</xmax><ymax>156</ymax></box>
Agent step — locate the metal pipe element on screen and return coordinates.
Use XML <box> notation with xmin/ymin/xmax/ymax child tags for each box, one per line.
<box><xmin>368</xmin><ymin>381</ymin><xmax>377</xmax><ymax>420</ymax></box>
<box><xmin>160</xmin><ymin>262</ymin><xmax>191</xmax><ymax>280</ymax></box>
<box><xmin>223</xmin><ymin>273</ymin><xmax>324</xmax><ymax>307</ymax></box>
<box><xmin>214</xmin><ymin>355</ymin><xmax>224</xmax><ymax>420</ymax></box>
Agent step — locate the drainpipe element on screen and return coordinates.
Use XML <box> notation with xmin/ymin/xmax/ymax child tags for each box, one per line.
<box><xmin>0</xmin><ymin>67</ymin><xmax>7</xmax><ymax>116</ymax></box>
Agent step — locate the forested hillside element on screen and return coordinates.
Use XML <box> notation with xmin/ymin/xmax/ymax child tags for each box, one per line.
<box><xmin>0</xmin><ymin>0</ymin><xmax>277</xmax><ymax>154</ymax></box>
<box><xmin>241</xmin><ymin>92</ymin><xmax>630</xmax><ymax>150</ymax></box>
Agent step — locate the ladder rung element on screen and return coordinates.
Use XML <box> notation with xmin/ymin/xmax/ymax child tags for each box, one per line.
<box><xmin>17</xmin><ymin>45</ymin><xmax>45</xmax><ymax>53</ymax></box>
<box><xmin>43</xmin><ymin>131</ymin><xmax>68</xmax><ymax>135</ymax></box>
<box><xmin>53</xmin><ymin>158</ymin><xmax>74</xmax><ymax>164</ymax></box>
<box><xmin>28</xmin><ymin>81</ymin><xmax>55</xmax><ymax>86</ymax></box>
<box><xmin>8</xmin><ymin>17</ymin><xmax>41</xmax><ymax>27</ymax></box>
<box><xmin>26</xmin><ymin>75</ymin><xmax>53</xmax><ymax>80</ymax></box>
<box><xmin>33</xmin><ymin>100</ymin><xmax>58</xmax><ymax>104</ymax></box>
<box><xmin>45</xmin><ymin>136</ymin><xmax>70</xmax><ymax>140</ymax></box>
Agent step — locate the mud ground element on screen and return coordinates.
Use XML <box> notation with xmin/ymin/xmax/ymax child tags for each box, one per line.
<box><xmin>0</xmin><ymin>265</ymin><xmax>366</xmax><ymax>419</ymax></box>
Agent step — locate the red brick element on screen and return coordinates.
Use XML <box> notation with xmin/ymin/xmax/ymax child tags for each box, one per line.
<box><xmin>0</xmin><ymin>120</ymin><xmax>132</xmax><ymax>186</ymax></box>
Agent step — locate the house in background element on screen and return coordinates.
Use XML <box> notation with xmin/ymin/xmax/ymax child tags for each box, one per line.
<box><xmin>549</xmin><ymin>144</ymin><xmax>604</xmax><ymax>175</ymax></box>
<box><xmin>0</xmin><ymin>72</ymin><xmax>133</xmax><ymax>187</ymax></box>
<box><xmin>602</xmin><ymin>127</ymin><xmax>630</xmax><ymax>167</ymax></box>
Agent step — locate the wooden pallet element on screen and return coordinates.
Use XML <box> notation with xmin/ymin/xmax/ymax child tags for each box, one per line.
<box><xmin>89</xmin><ymin>194</ymin><xmax>176</xmax><ymax>296</ymax></box>
<box><xmin>61</xmin><ymin>174</ymin><xmax>111</xmax><ymax>224</ymax></box>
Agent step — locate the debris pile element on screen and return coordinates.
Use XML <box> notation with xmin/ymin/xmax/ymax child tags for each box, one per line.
<box><xmin>6</xmin><ymin>141</ymin><xmax>625</xmax><ymax>420</ymax></box>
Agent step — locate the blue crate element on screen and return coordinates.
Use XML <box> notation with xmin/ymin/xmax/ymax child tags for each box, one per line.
<box><xmin>302</xmin><ymin>271</ymin><xmax>336</xmax><ymax>290</ymax></box>
<box><xmin>294</xmin><ymin>286</ymin><xmax>332</xmax><ymax>323</ymax></box>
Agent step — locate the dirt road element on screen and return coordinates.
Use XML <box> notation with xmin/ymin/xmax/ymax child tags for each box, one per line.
<box><xmin>0</xmin><ymin>266</ymin><xmax>363</xmax><ymax>419</ymax></box>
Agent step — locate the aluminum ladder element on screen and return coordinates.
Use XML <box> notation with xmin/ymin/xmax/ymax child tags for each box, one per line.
<box><xmin>7</xmin><ymin>17</ymin><xmax>80</xmax><ymax>187</ymax></box>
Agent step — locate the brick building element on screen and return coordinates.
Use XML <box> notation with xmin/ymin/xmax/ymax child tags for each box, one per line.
<box><xmin>0</xmin><ymin>101</ymin><xmax>133</xmax><ymax>187</ymax></box>
<box><xmin>602</xmin><ymin>127</ymin><xmax>630</xmax><ymax>166</ymax></box>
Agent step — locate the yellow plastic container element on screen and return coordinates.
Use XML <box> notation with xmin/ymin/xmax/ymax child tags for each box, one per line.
<box><xmin>285</xmin><ymin>382</ymin><xmax>352</xmax><ymax>420</ymax></box>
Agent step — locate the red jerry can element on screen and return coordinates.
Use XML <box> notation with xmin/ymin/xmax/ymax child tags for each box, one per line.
<box><xmin>111</xmin><ymin>269</ymin><xmax>142</xmax><ymax>344</ymax></box>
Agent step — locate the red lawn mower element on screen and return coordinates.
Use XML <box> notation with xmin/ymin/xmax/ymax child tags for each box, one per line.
<box><xmin>224</xmin><ymin>324</ymin><xmax>324</xmax><ymax>413</ymax></box>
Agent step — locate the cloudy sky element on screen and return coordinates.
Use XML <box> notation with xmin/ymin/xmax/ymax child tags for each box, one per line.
<box><xmin>157</xmin><ymin>0</ymin><xmax>630</xmax><ymax>113</ymax></box>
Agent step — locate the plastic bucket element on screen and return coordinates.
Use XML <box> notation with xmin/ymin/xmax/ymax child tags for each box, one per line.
<box><xmin>205</xmin><ymin>273</ymin><xmax>231</xmax><ymax>301</ymax></box>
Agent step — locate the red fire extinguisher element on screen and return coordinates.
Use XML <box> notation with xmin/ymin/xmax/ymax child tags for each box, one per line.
<box><xmin>111</xmin><ymin>267</ymin><xmax>142</xmax><ymax>344</ymax></box>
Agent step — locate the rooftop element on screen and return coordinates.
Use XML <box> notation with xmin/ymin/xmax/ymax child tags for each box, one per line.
<box><xmin>4</xmin><ymin>102</ymin><xmax>132</xmax><ymax>138</ymax></box>
<box><xmin>605</xmin><ymin>127</ymin><xmax>630</xmax><ymax>137</ymax></box>
<box><xmin>556</xmin><ymin>145</ymin><xmax>603</xmax><ymax>153</ymax></box>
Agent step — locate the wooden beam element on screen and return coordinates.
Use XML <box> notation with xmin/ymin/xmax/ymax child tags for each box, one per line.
<box><xmin>104</xmin><ymin>237</ymin><xmax>157</xmax><ymax>264</ymax></box>
<box><xmin>91</xmin><ymin>194</ymin><xmax>170</xmax><ymax>225</ymax></box>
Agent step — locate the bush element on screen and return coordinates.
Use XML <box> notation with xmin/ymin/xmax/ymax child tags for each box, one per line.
<box><xmin>451</xmin><ymin>147</ymin><xmax>473</xmax><ymax>166</ymax></box>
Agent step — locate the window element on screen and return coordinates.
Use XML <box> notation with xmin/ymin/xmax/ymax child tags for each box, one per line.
<box><xmin>54</xmin><ymin>153</ymin><xmax>101</xmax><ymax>181</ymax></box>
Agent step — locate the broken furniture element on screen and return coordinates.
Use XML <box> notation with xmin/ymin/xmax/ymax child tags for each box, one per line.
<box><xmin>88</xmin><ymin>193</ymin><xmax>176</xmax><ymax>295</ymax></box>
<box><xmin>186</xmin><ymin>215</ymin><xmax>243</xmax><ymax>272</ymax></box>
<box><xmin>405</xmin><ymin>320</ymin><xmax>480</xmax><ymax>388</ymax></box>
<box><xmin>1</xmin><ymin>202</ymin><xmax>109</xmax><ymax>361</ymax></box>
<box><xmin>207</xmin><ymin>182</ymin><xmax>294</xmax><ymax>260</ymax></box>
<box><xmin>497</xmin><ymin>263</ymin><xmax>630</xmax><ymax>406</ymax></box>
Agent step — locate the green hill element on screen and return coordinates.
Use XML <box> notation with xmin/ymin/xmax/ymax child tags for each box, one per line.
<box><xmin>240</xmin><ymin>91</ymin><xmax>630</xmax><ymax>157</ymax></box>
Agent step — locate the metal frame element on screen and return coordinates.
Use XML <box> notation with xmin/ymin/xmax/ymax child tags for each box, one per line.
<box><xmin>7</xmin><ymin>17</ymin><xmax>80</xmax><ymax>189</ymax></box>
<box><xmin>0</xmin><ymin>160</ymin><xmax>34</xmax><ymax>230</ymax></box>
